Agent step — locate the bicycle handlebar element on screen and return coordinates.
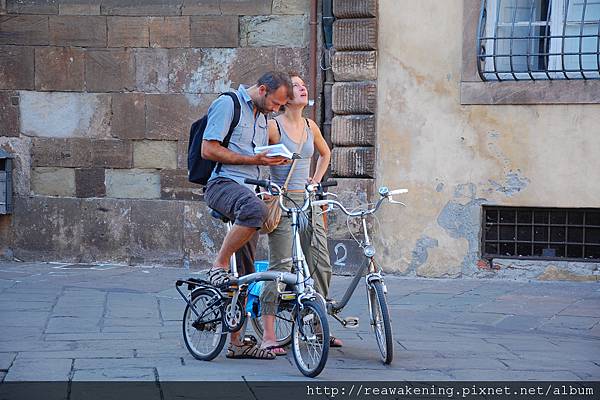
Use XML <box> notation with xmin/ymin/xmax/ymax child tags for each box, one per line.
<box><xmin>244</xmin><ymin>178</ymin><xmax>269</xmax><ymax>187</ymax></box>
<box><xmin>319</xmin><ymin>180</ymin><xmax>338</xmax><ymax>188</ymax></box>
<box><xmin>312</xmin><ymin>187</ymin><xmax>408</xmax><ymax>217</ymax></box>
<box><xmin>388</xmin><ymin>188</ymin><xmax>408</xmax><ymax>195</ymax></box>
<box><xmin>245</xmin><ymin>178</ymin><xmax>339</xmax><ymax>214</ymax></box>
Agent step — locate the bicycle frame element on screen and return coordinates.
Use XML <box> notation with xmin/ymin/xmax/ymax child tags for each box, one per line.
<box><xmin>328</xmin><ymin>215</ymin><xmax>383</xmax><ymax>316</ymax></box>
<box><xmin>222</xmin><ymin>186</ymin><xmax>324</xmax><ymax>318</ymax></box>
<box><xmin>177</xmin><ymin>179</ymin><xmax>338</xmax><ymax>376</ymax></box>
<box><xmin>313</xmin><ymin>187</ymin><xmax>407</xmax><ymax>320</ymax></box>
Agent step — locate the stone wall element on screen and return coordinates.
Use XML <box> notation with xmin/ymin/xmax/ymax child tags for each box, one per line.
<box><xmin>0</xmin><ymin>0</ymin><xmax>311</xmax><ymax>266</ymax></box>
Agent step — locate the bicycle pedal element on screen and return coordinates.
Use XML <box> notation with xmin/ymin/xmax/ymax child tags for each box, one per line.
<box><xmin>342</xmin><ymin>316</ymin><xmax>359</xmax><ymax>329</ymax></box>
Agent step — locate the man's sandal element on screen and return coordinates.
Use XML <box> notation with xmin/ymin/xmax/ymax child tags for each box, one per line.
<box><xmin>330</xmin><ymin>336</ymin><xmax>343</xmax><ymax>348</ymax></box>
<box><xmin>242</xmin><ymin>335</ymin><xmax>258</xmax><ymax>346</ymax></box>
<box><xmin>226</xmin><ymin>342</ymin><xmax>276</xmax><ymax>360</ymax></box>
<box><xmin>208</xmin><ymin>267</ymin><xmax>231</xmax><ymax>287</ymax></box>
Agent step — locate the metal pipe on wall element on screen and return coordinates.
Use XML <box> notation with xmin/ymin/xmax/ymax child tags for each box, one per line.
<box><xmin>322</xmin><ymin>0</ymin><xmax>334</xmax><ymax>148</ymax></box>
<box><xmin>309</xmin><ymin>0</ymin><xmax>318</xmax><ymax>122</ymax></box>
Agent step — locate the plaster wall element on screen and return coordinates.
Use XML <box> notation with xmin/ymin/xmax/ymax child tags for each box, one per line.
<box><xmin>376</xmin><ymin>0</ymin><xmax>600</xmax><ymax>278</ymax></box>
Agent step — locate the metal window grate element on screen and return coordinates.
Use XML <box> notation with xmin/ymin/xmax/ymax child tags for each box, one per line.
<box><xmin>477</xmin><ymin>0</ymin><xmax>600</xmax><ymax>80</ymax></box>
<box><xmin>482</xmin><ymin>206</ymin><xmax>600</xmax><ymax>261</ymax></box>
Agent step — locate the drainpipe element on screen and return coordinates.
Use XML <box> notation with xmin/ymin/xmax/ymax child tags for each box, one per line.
<box><xmin>321</xmin><ymin>0</ymin><xmax>334</xmax><ymax>150</ymax></box>
<box><xmin>308</xmin><ymin>0</ymin><xmax>318</xmax><ymax>122</ymax></box>
<box><xmin>319</xmin><ymin>0</ymin><xmax>335</xmax><ymax>229</ymax></box>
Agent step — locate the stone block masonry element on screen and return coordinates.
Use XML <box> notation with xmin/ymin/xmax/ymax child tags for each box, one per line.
<box><xmin>190</xmin><ymin>16</ymin><xmax>238</xmax><ymax>48</ymax></box>
<box><xmin>0</xmin><ymin>91</ymin><xmax>20</xmax><ymax>137</ymax></box>
<box><xmin>0</xmin><ymin>46</ymin><xmax>34</xmax><ymax>89</ymax></box>
<box><xmin>19</xmin><ymin>92</ymin><xmax>112</xmax><ymax>138</ymax></box>
<box><xmin>149</xmin><ymin>16</ymin><xmax>190</xmax><ymax>48</ymax></box>
<box><xmin>49</xmin><ymin>15</ymin><xmax>107</xmax><ymax>47</ymax></box>
<box><xmin>107</xmin><ymin>16</ymin><xmax>150</xmax><ymax>47</ymax></box>
<box><xmin>0</xmin><ymin>15</ymin><xmax>49</xmax><ymax>45</ymax></box>
<box><xmin>105</xmin><ymin>169</ymin><xmax>160</xmax><ymax>200</ymax></box>
<box><xmin>85</xmin><ymin>49</ymin><xmax>135</xmax><ymax>92</ymax></box>
<box><xmin>1</xmin><ymin>0</ymin><xmax>312</xmax><ymax>265</ymax></box>
<box><xmin>31</xmin><ymin>167</ymin><xmax>76</xmax><ymax>197</ymax></box>
<box><xmin>34</xmin><ymin>47</ymin><xmax>85</xmax><ymax>91</ymax></box>
<box><xmin>133</xmin><ymin>140</ymin><xmax>177</xmax><ymax>170</ymax></box>
<box><xmin>329</xmin><ymin>0</ymin><xmax>379</xmax><ymax>241</ymax></box>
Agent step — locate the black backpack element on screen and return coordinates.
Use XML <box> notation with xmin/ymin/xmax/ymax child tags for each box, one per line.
<box><xmin>187</xmin><ymin>92</ymin><xmax>241</xmax><ymax>185</ymax></box>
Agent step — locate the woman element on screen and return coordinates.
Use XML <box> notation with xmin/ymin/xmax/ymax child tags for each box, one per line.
<box><xmin>259</xmin><ymin>72</ymin><xmax>343</xmax><ymax>355</ymax></box>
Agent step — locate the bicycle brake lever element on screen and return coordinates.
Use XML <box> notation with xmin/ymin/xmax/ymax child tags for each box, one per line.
<box><xmin>389</xmin><ymin>199</ymin><xmax>406</xmax><ymax>206</ymax></box>
<box><xmin>323</xmin><ymin>192</ymin><xmax>338</xmax><ymax>198</ymax></box>
<box><xmin>315</xmin><ymin>208</ymin><xmax>332</xmax><ymax>217</ymax></box>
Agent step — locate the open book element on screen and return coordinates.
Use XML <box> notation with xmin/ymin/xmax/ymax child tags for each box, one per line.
<box><xmin>254</xmin><ymin>143</ymin><xmax>300</xmax><ymax>159</ymax></box>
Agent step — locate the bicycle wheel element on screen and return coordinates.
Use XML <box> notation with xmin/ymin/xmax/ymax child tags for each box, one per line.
<box><xmin>291</xmin><ymin>299</ymin><xmax>329</xmax><ymax>378</ymax></box>
<box><xmin>369</xmin><ymin>281</ymin><xmax>394</xmax><ymax>364</ymax></box>
<box><xmin>250</xmin><ymin>302</ymin><xmax>293</xmax><ymax>347</ymax></box>
<box><xmin>182</xmin><ymin>288</ymin><xmax>227</xmax><ymax>361</ymax></box>
<box><xmin>223</xmin><ymin>297</ymin><xmax>246</xmax><ymax>332</ymax></box>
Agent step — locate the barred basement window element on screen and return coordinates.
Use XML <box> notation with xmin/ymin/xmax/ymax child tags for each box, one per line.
<box><xmin>477</xmin><ymin>0</ymin><xmax>600</xmax><ymax>80</ymax></box>
<box><xmin>482</xmin><ymin>206</ymin><xmax>600</xmax><ymax>260</ymax></box>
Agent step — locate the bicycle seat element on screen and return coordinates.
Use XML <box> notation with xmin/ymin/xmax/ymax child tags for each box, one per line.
<box><xmin>209</xmin><ymin>208</ymin><xmax>230</xmax><ymax>223</ymax></box>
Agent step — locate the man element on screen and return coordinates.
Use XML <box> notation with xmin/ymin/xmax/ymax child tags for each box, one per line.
<box><xmin>201</xmin><ymin>71</ymin><xmax>293</xmax><ymax>360</ymax></box>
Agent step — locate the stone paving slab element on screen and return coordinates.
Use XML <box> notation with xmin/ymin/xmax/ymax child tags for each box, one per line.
<box><xmin>0</xmin><ymin>352</ymin><xmax>16</xmax><ymax>370</ymax></box>
<box><xmin>4</xmin><ymin>359</ymin><xmax>72</xmax><ymax>381</ymax></box>
<box><xmin>74</xmin><ymin>357</ymin><xmax>183</xmax><ymax>370</ymax></box>
<box><xmin>0</xmin><ymin>300</ymin><xmax>54</xmax><ymax>311</ymax></box>
<box><xmin>448</xmin><ymin>369</ymin><xmax>583</xmax><ymax>380</ymax></box>
<box><xmin>72</xmin><ymin>368</ymin><xmax>156</xmax><ymax>381</ymax></box>
<box><xmin>0</xmin><ymin>261</ymin><xmax>598</xmax><ymax>382</ymax></box>
<box><xmin>0</xmin><ymin>327</ymin><xmax>44</xmax><ymax>340</ymax></box>
<box><xmin>493</xmin><ymin>315</ymin><xmax>549</xmax><ymax>331</ymax></box>
<box><xmin>14</xmin><ymin>350</ymin><xmax>135</xmax><ymax>360</ymax></box>
<box><xmin>46</xmin><ymin>316</ymin><xmax>102</xmax><ymax>333</ymax></box>
<box><xmin>45</xmin><ymin>332</ymin><xmax>162</xmax><ymax>341</ymax></box>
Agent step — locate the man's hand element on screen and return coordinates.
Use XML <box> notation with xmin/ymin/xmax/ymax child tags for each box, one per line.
<box><xmin>254</xmin><ymin>152</ymin><xmax>290</xmax><ymax>166</ymax></box>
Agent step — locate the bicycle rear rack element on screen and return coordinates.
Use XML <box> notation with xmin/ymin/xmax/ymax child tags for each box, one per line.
<box><xmin>175</xmin><ymin>278</ymin><xmax>218</xmax><ymax>317</ymax></box>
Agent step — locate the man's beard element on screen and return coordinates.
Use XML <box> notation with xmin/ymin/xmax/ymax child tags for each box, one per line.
<box><xmin>254</xmin><ymin>95</ymin><xmax>270</xmax><ymax>114</ymax></box>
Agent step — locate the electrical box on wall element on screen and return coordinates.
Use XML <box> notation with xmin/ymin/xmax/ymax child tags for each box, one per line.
<box><xmin>0</xmin><ymin>149</ymin><xmax>13</xmax><ymax>214</ymax></box>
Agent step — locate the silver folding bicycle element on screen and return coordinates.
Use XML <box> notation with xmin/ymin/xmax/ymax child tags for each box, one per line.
<box><xmin>176</xmin><ymin>179</ymin><xmax>335</xmax><ymax>377</ymax></box>
<box><xmin>251</xmin><ymin>185</ymin><xmax>408</xmax><ymax>365</ymax></box>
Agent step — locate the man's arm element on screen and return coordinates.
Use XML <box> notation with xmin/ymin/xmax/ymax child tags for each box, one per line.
<box><xmin>201</xmin><ymin>95</ymin><xmax>288</xmax><ymax>166</ymax></box>
<box><xmin>202</xmin><ymin>140</ymin><xmax>289</xmax><ymax>166</ymax></box>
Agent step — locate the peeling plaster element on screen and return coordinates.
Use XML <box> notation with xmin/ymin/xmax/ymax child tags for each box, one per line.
<box><xmin>408</xmin><ymin>235</ymin><xmax>439</xmax><ymax>273</ymax></box>
<box><xmin>438</xmin><ymin>184</ymin><xmax>487</xmax><ymax>276</ymax></box>
<box><xmin>200</xmin><ymin>231</ymin><xmax>215</xmax><ymax>254</ymax></box>
<box><xmin>488</xmin><ymin>169</ymin><xmax>530</xmax><ymax>197</ymax></box>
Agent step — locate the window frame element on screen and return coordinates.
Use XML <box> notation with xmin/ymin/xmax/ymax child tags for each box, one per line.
<box><xmin>481</xmin><ymin>205</ymin><xmax>600</xmax><ymax>262</ymax></box>
<box><xmin>461</xmin><ymin>0</ymin><xmax>600</xmax><ymax>104</ymax></box>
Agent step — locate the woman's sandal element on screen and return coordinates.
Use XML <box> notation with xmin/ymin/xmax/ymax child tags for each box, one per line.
<box><xmin>264</xmin><ymin>346</ymin><xmax>287</xmax><ymax>356</ymax></box>
<box><xmin>330</xmin><ymin>336</ymin><xmax>344</xmax><ymax>348</ymax></box>
<box><xmin>226</xmin><ymin>342</ymin><xmax>276</xmax><ymax>360</ymax></box>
